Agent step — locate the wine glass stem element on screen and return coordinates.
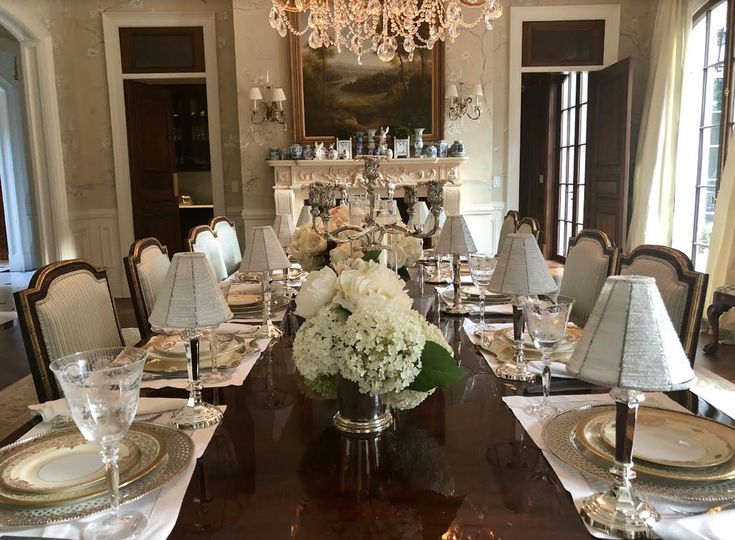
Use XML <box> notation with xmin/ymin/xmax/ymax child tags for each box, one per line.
<box><xmin>479</xmin><ymin>292</ymin><xmax>486</xmax><ymax>326</ymax></box>
<box><xmin>542</xmin><ymin>354</ymin><xmax>552</xmax><ymax>405</ymax></box>
<box><xmin>100</xmin><ymin>442</ymin><xmax>121</xmax><ymax>517</ymax></box>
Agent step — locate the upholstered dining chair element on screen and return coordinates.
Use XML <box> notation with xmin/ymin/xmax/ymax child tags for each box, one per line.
<box><xmin>124</xmin><ymin>237</ymin><xmax>170</xmax><ymax>341</ymax></box>
<box><xmin>496</xmin><ymin>210</ymin><xmax>519</xmax><ymax>256</ymax></box>
<box><xmin>210</xmin><ymin>216</ymin><xmax>242</xmax><ymax>276</ymax></box>
<box><xmin>618</xmin><ymin>245</ymin><xmax>708</xmax><ymax>364</ymax></box>
<box><xmin>517</xmin><ymin>217</ymin><xmax>542</xmax><ymax>245</ymax></box>
<box><xmin>186</xmin><ymin>225</ymin><xmax>228</xmax><ymax>281</ymax></box>
<box><xmin>559</xmin><ymin>229</ymin><xmax>621</xmax><ymax>327</ymax></box>
<box><xmin>14</xmin><ymin>259</ymin><xmax>126</xmax><ymax>402</ymax></box>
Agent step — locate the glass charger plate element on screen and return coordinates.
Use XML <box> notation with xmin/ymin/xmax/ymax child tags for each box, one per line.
<box><xmin>439</xmin><ymin>288</ymin><xmax>511</xmax><ymax>309</ymax></box>
<box><xmin>499</xmin><ymin>325</ymin><xmax>581</xmax><ymax>353</ymax></box>
<box><xmin>0</xmin><ymin>425</ymin><xmax>166</xmax><ymax>505</ymax></box>
<box><xmin>575</xmin><ymin>408</ymin><xmax>735</xmax><ymax>478</ymax></box>
<box><xmin>148</xmin><ymin>334</ymin><xmax>249</xmax><ymax>359</ymax></box>
<box><xmin>0</xmin><ymin>422</ymin><xmax>194</xmax><ymax>527</ymax></box>
<box><xmin>542</xmin><ymin>405</ymin><xmax>735</xmax><ymax>502</ymax></box>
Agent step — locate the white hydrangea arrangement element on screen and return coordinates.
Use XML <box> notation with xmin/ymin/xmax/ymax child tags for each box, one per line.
<box><xmin>293</xmin><ymin>260</ymin><xmax>462</xmax><ymax>410</ymax></box>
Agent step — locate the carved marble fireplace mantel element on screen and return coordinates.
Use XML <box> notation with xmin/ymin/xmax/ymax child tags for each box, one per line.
<box><xmin>266</xmin><ymin>157</ymin><xmax>468</xmax><ymax>215</ymax></box>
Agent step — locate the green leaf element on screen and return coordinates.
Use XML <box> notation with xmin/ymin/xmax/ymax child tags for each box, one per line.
<box><xmin>398</xmin><ymin>266</ymin><xmax>411</xmax><ymax>281</ymax></box>
<box><xmin>363</xmin><ymin>250</ymin><xmax>381</xmax><ymax>262</ymax></box>
<box><xmin>408</xmin><ymin>341</ymin><xmax>464</xmax><ymax>392</ymax></box>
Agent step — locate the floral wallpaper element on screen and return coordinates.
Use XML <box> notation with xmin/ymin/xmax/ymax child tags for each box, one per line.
<box><xmin>25</xmin><ymin>0</ymin><xmax>242</xmax><ymax>214</ymax></box>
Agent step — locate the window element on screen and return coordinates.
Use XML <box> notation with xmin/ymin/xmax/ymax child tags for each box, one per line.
<box><xmin>673</xmin><ymin>0</ymin><xmax>732</xmax><ymax>271</ymax></box>
<box><xmin>555</xmin><ymin>72</ymin><xmax>588</xmax><ymax>258</ymax></box>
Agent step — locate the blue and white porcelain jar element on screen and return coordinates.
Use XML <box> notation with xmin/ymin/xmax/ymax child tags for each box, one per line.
<box><xmin>289</xmin><ymin>144</ymin><xmax>303</xmax><ymax>160</ymax></box>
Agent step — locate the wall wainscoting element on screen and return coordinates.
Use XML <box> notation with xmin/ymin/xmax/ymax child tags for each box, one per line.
<box><xmin>68</xmin><ymin>209</ymin><xmax>123</xmax><ymax>297</ymax></box>
<box><xmin>461</xmin><ymin>203</ymin><xmax>505</xmax><ymax>255</ymax></box>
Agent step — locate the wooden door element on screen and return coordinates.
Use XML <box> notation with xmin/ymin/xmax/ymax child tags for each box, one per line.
<box><xmin>124</xmin><ymin>80</ymin><xmax>181</xmax><ymax>252</ymax></box>
<box><xmin>584</xmin><ymin>58</ymin><xmax>632</xmax><ymax>248</ymax></box>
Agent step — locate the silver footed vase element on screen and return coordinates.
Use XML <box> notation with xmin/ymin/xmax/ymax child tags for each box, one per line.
<box><xmin>333</xmin><ymin>375</ymin><xmax>393</xmax><ymax>436</ymax></box>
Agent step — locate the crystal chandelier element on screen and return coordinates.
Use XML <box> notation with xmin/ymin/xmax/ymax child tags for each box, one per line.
<box><xmin>269</xmin><ymin>0</ymin><xmax>503</xmax><ymax>64</ymax></box>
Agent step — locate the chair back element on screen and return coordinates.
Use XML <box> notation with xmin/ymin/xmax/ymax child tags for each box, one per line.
<box><xmin>124</xmin><ymin>237</ymin><xmax>170</xmax><ymax>340</ymax></box>
<box><xmin>496</xmin><ymin>210</ymin><xmax>519</xmax><ymax>255</ymax></box>
<box><xmin>210</xmin><ymin>216</ymin><xmax>242</xmax><ymax>276</ymax></box>
<box><xmin>517</xmin><ymin>217</ymin><xmax>542</xmax><ymax>244</ymax></box>
<box><xmin>186</xmin><ymin>225</ymin><xmax>228</xmax><ymax>281</ymax></box>
<box><xmin>618</xmin><ymin>245</ymin><xmax>708</xmax><ymax>364</ymax></box>
<box><xmin>559</xmin><ymin>229</ymin><xmax>620</xmax><ymax>326</ymax></box>
<box><xmin>14</xmin><ymin>259</ymin><xmax>124</xmax><ymax>401</ymax></box>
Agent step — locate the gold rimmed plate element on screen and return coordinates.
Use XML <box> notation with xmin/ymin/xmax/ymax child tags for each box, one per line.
<box><xmin>0</xmin><ymin>424</ymin><xmax>167</xmax><ymax>506</ymax></box>
<box><xmin>0</xmin><ymin>422</ymin><xmax>194</xmax><ymax>527</ymax></box>
<box><xmin>575</xmin><ymin>408</ymin><xmax>735</xmax><ymax>479</ymax></box>
<box><xmin>149</xmin><ymin>334</ymin><xmax>241</xmax><ymax>359</ymax></box>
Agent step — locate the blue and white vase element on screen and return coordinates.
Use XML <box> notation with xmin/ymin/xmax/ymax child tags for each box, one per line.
<box><xmin>354</xmin><ymin>132</ymin><xmax>365</xmax><ymax>156</ymax></box>
<box><xmin>413</xmin><ymin>128</ymin><xmax>425</xmax><ymax>157</ymax></box>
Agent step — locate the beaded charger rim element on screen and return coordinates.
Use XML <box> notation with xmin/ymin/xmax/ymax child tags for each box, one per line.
<box><xmin>0</xmin><ymin>422</ymin><xmax>194</xmax><ymax>527</ymax></box>
<box><xmin>542</xmin><ymin>405</ymin><xmax>735</xmax><ymax>502</ymax></box>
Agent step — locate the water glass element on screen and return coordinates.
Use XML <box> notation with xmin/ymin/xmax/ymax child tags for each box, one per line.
<box><xmin>49</xmin><ymin>347</ymin><xmax>148</xmax><ymax>540</ymax></box>
<box><xmin>467</xmin><ymin>253</ymin><xmax>498</xmax><ymax>331</ymax></box>
<box><xmin>521</xmin><ymin>296</ymin><xmax>575</xmax><ymax>418</ymax></box>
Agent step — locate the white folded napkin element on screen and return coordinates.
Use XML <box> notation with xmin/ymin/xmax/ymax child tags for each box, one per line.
<box><xmin>528</xmin><ymin>360</ymin><xmax>573</xmax><ymax>379</ymax></box>
<box><xmin>29</xmin><ymin>397</ymin><xmax>186</xmax><ymax>423</ymax></box>
<box><xmin>216</xmin><ymin>322</ymin><xmax>258</xmax><ymax>335</ymax></box>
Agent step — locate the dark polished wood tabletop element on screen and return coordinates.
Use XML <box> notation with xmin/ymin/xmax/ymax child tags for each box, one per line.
<box><xmin>155</xmin><ymin>274</ymin><xmax>731</xmax><ymax>540</ymax></box>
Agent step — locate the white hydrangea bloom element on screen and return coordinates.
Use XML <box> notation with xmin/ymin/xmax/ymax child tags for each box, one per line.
<box><xmin>294</xmin><ymin>266</ymin><xmax>338</xmax><ymax>319</ymax></box>
<box><xmin>335</xmin><ymin>308</ymin><xmax>426</xmax><ymax>395</ymax></box>
<box><xmin>292</xmin><ymin>304</ymin><xmax>347</xmax><ymax>380</ymax></box>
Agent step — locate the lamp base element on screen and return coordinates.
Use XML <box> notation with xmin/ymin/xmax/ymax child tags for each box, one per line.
<box><xmin>442</xmin><ymin>302</ymin><xmax>472</xmax><ymax>315</ymax></box>
<box><xmin>170</xmin><ymin>401</ymin><xmax>223</xmax><ymax>430</ymax></box>
<box><xmin>496</xmin><ymin>361</ymin><xmax>536</xmax><ymax>382</ymax></box>
<box><xmin>256</xmin><ymin>320</ymin><xmax>283</xmax><ymax>339</ymax></box>
<box><xmin>580</xmin><ymin>488</ymin><xmax>660</xmax><ymax>539</ymax></box>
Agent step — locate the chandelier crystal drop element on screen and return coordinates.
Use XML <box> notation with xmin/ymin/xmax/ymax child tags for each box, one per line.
<box><xmin>269</xmin><ymin>0</ymin><xmax>503</xmax><ymax>63</ymax></box>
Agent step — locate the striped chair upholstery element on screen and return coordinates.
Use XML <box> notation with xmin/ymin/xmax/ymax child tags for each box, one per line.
<box><xmin>496</xmin><ymin>211</ymin><xmax>519</xmax><ymax>256</ymax></box>
<box><xmin>14</xmin><ymin>260</ymin><xmax>125</xmax><ymax>401</ymax></box>
<box><xmin>124</xmin><ymin>237</ymin><xmax>170</xmax><ymax>340</ymax></box>
<box><xmin>559</xmin><ymin>229</ymin><xmax>620</xmax><ymax>326</ymax></box>
<box><xmin>187</xmin><ymin>225</ymin><xmax>228</xmax><ymax>281</ymax></box>
<box><xmin>618</xmin><ymin>245</ymin><xmax>708</xmax><ymax>364</ymax></box>
<box><xmin>210</xmin><ymin>216</ymin><xmax>242</xmax><ymax>276</ymax></box>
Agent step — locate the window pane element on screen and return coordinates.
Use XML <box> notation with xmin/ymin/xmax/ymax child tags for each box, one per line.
<box><xmin>569</xmin><ymin>106</ymin><xmax>577</xmax><ymax>146</ymax></box>
<box><xmin>580</xmin><ymin>72</ymin><xmax>588</xmax><ymax>103</ymax></box>
<box><xmin>577</xmin><ymin>184</ymin><xmax>585</xmax><ymax>225</ymax></box>
<box><xmin>699</xmin><ymin>127</ymin><xmax>721</xmax><ymax>184</ymax></box>
<box><xmin>568</xmin><ymin>146</ymin><xmax>576</xmax><ymax>184</ymax></box>
<box><xmin>561</xmin><ymin>110</ymin><xmax>569</xmax><ymax>146</ymax></box>
<box><xmin>557</xmin><ymin>221</ymin><xmax>565</xmax><ymax>257</ymax></box>
<box><xmin>560</xmin><ymin>148</ymin><xmax>568</xmax><ymax>183</ymax></box>
<box><xmin>561</xmin><ymin>75</ymin><xmax>570</xmax><ymax>109</ymax></box>
<box><xmin>707</xmin><ymin>2</ymin><xmax>728</xmax><ymax>66</ymax></box>
<box><xmin>579</xmin><ymin>104</ymin><xmax>588</xmax><ymax>144</ymax></box>
<box><xmin>578</xmin><ymin>145</ymin><xmax>586</xmax><ymax>185</ymax></box>
<box><xmin>566</xmin><ymin>183</ymin><xmax>574</xmax><ymax>220</ymax></box>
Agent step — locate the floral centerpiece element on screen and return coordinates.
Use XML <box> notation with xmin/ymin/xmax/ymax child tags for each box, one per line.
<box><xmin>293</xmin><ymin>259</ymin><xmax>463</xmax><ymax>434</ymax></box>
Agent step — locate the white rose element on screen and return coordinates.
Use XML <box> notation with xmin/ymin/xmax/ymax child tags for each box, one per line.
<box><xmin>294</xmin><ymin>266</ymin><xmax>338</xmax><ymax>319</ymax></box>
<box><xmin>334</xmin><ymin>261</ymin><xmax>412</xmax><ymax>313</ymax></box>
<box><xmin>399</xmin><ymin>236</ymin><xmax>423</xmax><ymax>268</ymax></box>
<box><xmin>304</xmin><ymin>230</ymin><xmax>327</xmax><ymax>255</ymax></box>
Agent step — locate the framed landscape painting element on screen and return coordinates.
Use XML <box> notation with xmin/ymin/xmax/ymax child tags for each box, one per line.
<box><xmin>289</xmin><ymin>14</ymin><xmax>444</xmax><ymax>143</ymax></box>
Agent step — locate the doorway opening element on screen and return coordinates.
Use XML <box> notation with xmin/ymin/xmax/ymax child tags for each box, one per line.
<box><xmin>0</xmin><ymin>23</ymin><xmax>38</xmax><ymax>273</ymax></box>
<box><xmin>519</xmin><ymin>60</ymin><xmax>632</xmax><ymax>259</ymax></box>
<box><xmin>124</xmin><ymin>80</ymin><xmax>213</xmax><ymax>253</ymax></box>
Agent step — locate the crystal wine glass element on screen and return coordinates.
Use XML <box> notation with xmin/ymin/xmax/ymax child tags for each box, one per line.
<box><xmin>49</xmin><ymin>347</ymin><xmax>148</xmax><ymax>540</ymax></box>
<box><xmin>468</xmin><ymin>253</ymin><xmax>498</xmax><ymax>332</ymax></box>
<box><xmin>521</xmin><ymin>296</ymin><xmax>575</xmax><ymax>418</ymax></box>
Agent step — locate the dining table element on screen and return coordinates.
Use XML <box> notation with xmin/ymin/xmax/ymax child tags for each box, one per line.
<box><xmin>127</xmin><ymin>269</ymin><xmax>729</xmax><ymax>540</ymax></box>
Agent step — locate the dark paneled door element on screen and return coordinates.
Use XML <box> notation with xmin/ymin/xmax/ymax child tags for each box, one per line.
<box><xmin>584</xmin><ymin>58</ymin><xmax>632</xmax><ymax>249</ymax></box>
<box><xmin>124</xmin><ymin>80</ymin><xmax>181</xmax><ymax>252</ymax></box>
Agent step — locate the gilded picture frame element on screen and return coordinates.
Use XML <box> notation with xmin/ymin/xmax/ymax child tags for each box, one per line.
<box><xmin>288</xmin><ymin>14</ymin><xmax>445</xmax><ymax>144</ymax></box>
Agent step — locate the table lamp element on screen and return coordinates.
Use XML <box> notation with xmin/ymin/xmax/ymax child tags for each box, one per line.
<box><xmin>273</xmin><ymin>213</ymin><xmax>296</xmax><ymax>279</ymax></box>
<box><xmin>435</xmin><ymin>215</ymin><xmax>477</xmax><ymax>315</ymax></box>
<box><xmin>567</xmin><ymin>275</ymin><xmax>696</xmax><ymax>539</ymax></box>
<box><xmin>407</xmin><ymin>201</ymin><xmax>430</xmax><ymax>233</ymax></box>
<box><xmin>296</xmin><ymin>204</ymin><xmax>312</xmax><ymax>227</ymax></box>
<box><xmin>488</xmin><ymin>233</ymin><xmax>557</xmax><ymax>381</ymax></box>
<box><xmin>149</xmin><ymin>252</ymin><xmax>233</xmax><ymax>430</ymax></box>
<box><xmin>241</xmin><ymin>226</ymin><xmax>291</xmax><ymax>338</ymax></box>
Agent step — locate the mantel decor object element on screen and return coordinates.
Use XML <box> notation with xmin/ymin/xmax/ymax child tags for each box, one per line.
<box><xmin>436</xmin><ymin>215</ymin><xmax>477</xmax><ymax>315</ymax></box>
<box><xmin>488</xmin><ymin>233</ymin><xmax>557</xmax><ymax>382</ymax></box>
<box><xmin>149</xmin><ymin>252</ymin><xmax>233</xmax><ymax>430</ymax></box>
<box><xmin>240</xmin><ymin>226</ymin><xmax>291</xmax><ymax>339</ymax></box>
<box><xmin>567</xmin><ymin>275</ymin><xmax>696</xmax><ymax>539</ymax></box>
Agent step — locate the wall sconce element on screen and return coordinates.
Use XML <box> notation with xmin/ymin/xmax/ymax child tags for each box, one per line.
<box><xmin>446</xmin><ymin>82</ymin><xmax>483</xmax><ymax>121</ymax></box>
<box><xmin>249</xmin><ymin>71</ymin><xmax>287</xmax><ymax>128</ymax></box>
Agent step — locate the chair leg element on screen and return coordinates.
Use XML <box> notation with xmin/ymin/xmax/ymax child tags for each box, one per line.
<box><xmin>703</xmin><ymin>304</ymin><xmax>723</xmax><ymax>355</ymax></box>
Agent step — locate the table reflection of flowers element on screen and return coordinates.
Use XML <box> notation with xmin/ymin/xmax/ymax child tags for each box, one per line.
<box><xmin>293</xmin><ymin>260</ymin><xmax>463</xmax><ymax>432</ymax></box>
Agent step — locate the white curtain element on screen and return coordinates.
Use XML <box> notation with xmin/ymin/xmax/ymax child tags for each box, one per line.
<box><xmin>706</xmin><ymin>133</ymin><xmax>735</xmax><ymax>336</ymax></box>
<box><xmin>627</xmin><ymin>0</ymin><xmax>691</xmax><ymax>250</ymax></box>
